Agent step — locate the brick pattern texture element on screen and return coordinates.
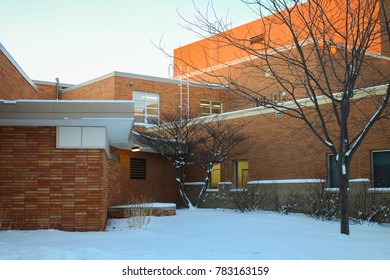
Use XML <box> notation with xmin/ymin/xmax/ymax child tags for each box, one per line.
<box><xmin>0</xmin><ymin>127</ymin><xmax>109</xmax><ymax>231</ymax></box>
<box><xmin>0</xmin><ymin>51</ymin><xmax>38</xmax><ymax>100</ymax></box>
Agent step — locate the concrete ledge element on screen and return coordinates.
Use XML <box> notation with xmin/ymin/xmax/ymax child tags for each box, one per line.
<box><xmin>108</xmin><ymin>203</ymin><xmax>176</xmax><ymax>218</ymax></box>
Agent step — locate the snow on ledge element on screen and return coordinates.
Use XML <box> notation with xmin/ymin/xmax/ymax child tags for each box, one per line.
<box><xmin>183</xmin><ymin>182</ymin><xmax>205</xmax><ymax>186</ymax></box>
<box><xmin>230</xmin><ymin>188</ymin><xmax>246</xmax><ymax>192</ymax></box>
<box><xmin>247</xmin><ymin>179</ymin><xmax>326</xmax><ymax>185</ymax></box>
<box><xmin>110</xmin><ymin>203</ymin><xmax>176</xmax><ymax>209</ymax></box>
<box><xmin>350</xmin><ymin>178</ymin><xmax>370</xmax><ymax>183</ymax></box>
<box><xmin>368</xmin><ymin>188</ymin><xmax>390</xmax><ymax>193</ymax></box>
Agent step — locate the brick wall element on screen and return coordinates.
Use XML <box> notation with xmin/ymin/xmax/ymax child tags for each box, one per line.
<box><xmin>61</xmin><ymin>73</ymin><xmax>229</xmax><ymax>116</ymax></box>
<box><xmin>214</xmin><ymin>97</ymin><xmax>390</xmax><ymax>185</ymax></box>
<box><xmin>0</xmin><ymin>126</ymin><xmax>109</xmax><ymax>231</ymax></box>
<box><xmin>0</xmin><ymin>51</ymin><xmax>38</xmax><ymax>100</ymax></box>
<box><xmin>36</xmin><ymin>83</ymin><xmax>57</xmax><ymax>100</ymax></box>
<box><xmin>108</xmin><ymin>150</ymin><xmax>183</xmax><ymax>207</ymax></box>
<box><xmin>62</xmin><ymin>76</ymin><xmax>116</xmax><ymax>100</ymax></box>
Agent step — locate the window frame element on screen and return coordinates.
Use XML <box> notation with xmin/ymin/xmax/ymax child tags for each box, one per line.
<box><xmin>200</xmin><ymin>99</ymin><xmax>223</xmax><ymax>116</ymax></box>
<box><xmin>371</xmin><ymin>150</ymin><xmax>390</xmax><ymax>188</ymax></box>
<box><xmin>233</xmin><ymin>160</ymin><xmax>249</xmax><ymax>189</ymax></box>
<box><xmin>327</xmin><ymin>154</ymin><xmax>339</xmax><ymax>188</ymax></box>
<box><xmin>133</xmin><ymin>91</ymin><xmax>160</xmax><ymax>124</ymax></box>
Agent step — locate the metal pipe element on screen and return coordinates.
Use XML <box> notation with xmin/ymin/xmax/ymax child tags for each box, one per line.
<box><xmin>55</xmin><ymin>77</ymin><xmax>60</xmax><ymax>100</ymax></box>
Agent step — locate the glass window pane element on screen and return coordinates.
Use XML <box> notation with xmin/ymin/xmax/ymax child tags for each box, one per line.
<box><xmin>134</xmin><ymin>115</ymin><xmax>145</xmax><ymax>123</ymax></box>
<box><xmin>146</xmin><ymin>100</ymin><xmax>159</xmax><ymax>107</ymax></box>
<box><xmin>200</xmin><ymin>100</ymin><xmax>210</xmax><ymax>107</ymax></box>
<box><xmin>200</xmin><ymin>100</ymin><xmax>222</xmax><ymax>116</ymax></box>
<box><xmin>133</xmin><ymin>91</ymin><xmax>160</xmax><ymax>124</ymax></box>
<box><xmin>211</xmin><ymin>101</ymin><xmax>221</xmax><ymax>108</ymax></box>
<box><xmin>134</xmin><ymin>100</ymin><xmax>144</xmax><ymax>108</ymax></box>
<box><xmin>373</xmin><ymin>151</ymin><xmax>390</xmax><ymax>188</ymax></box>
<box><xmin>201</xmin><ymin>107</ymin><xmax>210</xmax><ymax>114</ymax></box>
<box><xmin>134</xmin><ymin>108</ymin><xmax>145</xmax><ymax>115</ymax></box>
<box><xmin>328</xmin><ymin>154</ymin><xmax>339</xmax><ymax>188</ymax></box>
<box><xmin>146</xmin><ymin>108</ymin><xmax>158</xmax><ymax>115</ymax></box>
<box><xmin>211</xmin><ymin>108</ymin><xmax>220</xmax><ymax>114</ymax></box>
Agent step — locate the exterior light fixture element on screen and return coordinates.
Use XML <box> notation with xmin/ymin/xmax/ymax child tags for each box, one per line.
<box><xmin>330</xmin><ymin>45</ymin><xmax>337</xmax><ymax>54</ymax></box>
<box><xmin>131</xmin><ymin>146</ymin><xmax>141</xmax><ymax>152</ymax></box>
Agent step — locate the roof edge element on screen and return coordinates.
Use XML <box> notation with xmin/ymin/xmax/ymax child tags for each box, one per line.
<box><xmin>61</xmin><ymin>71</ymin><xmax>227</xmax><ymax>94</ymax></box>
<box><xmin>0</xmin><ymin>42</ymin><xmax>38</xmax><ymax>92</ymax></box>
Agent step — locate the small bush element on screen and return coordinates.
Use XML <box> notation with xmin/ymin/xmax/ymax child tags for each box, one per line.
<box><xmin>270</xmin><ymin>188</ymin><xmax>302</xmax><ymax>215</ymax></box>
<box><xmin>304</xmin><ymin>181</ymin><xmax>340</xmax><ymax>221</ymax></box>
<box><xmin>280</xmin><ymin>190</ymin><xmax>302</xmax><ymax>215</ymax></box>
<box><xmin>350</xmin><ymin>187</ymin><xmax>390</xmax><ymax>224</ymax></box>
<box><xmin>125</xmin><ymin>196</ymin><xmax>154</xmax><ymax>230</ymax></box>
<box><xmin>230</xmin><ymin>188</ymin><xmax>269</xmax><ymax>212</ymax></box>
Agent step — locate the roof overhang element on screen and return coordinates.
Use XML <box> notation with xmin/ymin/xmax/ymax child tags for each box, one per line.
<box><xmin>0</xmin><ymin>100</ymin><xmax>135</xmax><ymax>150</ymax></box>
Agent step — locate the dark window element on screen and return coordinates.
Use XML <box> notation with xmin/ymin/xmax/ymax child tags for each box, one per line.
<box><xmin>372</xmin><ymin>150</ymin><xmax>390</xmax><ymax>188</ymax></box>
<box><xmin>328</xmin><ymin>154</ymin><xmax>339</xmax><ymax>188</ymax></box>
<box><xmin>250</xmin><ymin>34</ymin><xmax>264</xmax><ymax>45</ymax></box>
<box><xmin>130</xmin><ymin>158</ymin><xmax>146</xmax><ymax>179</ymax></box>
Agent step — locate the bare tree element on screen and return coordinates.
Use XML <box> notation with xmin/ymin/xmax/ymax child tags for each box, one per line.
<box><xmin>169</xmin><ymin>0</ymin><xmax>390</xmax><ymax>234</ymax></box>
<box><xmin>134</xmin><ymin>110</ymin><xmax>207</xmax><ymax>208</ymax></box>
<box><xmin>194</xmin><ymin>117</ymin><xmax>249</xmax><ymax>206</ymax></box>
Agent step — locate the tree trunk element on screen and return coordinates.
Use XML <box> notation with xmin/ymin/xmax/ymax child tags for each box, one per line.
<box><xmin>338</xmin><ymin>167</ymin><xmax>350</xmax><ymax>235</ymax></box>
<box><xmin>195</xmin><ymin>170</ymin><xmax>211</xmax><ymax>207</ymax></box>
<box><xmin>177</xmin><ymin>166</ymin><xmax>193</xmax><ymax>208</ymax></box>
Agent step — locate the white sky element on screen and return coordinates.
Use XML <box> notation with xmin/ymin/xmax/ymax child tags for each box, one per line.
<box><xmin>0</xmin><ymin>0</ymin><xmax>257</xmax><ymax>84</ymax></box>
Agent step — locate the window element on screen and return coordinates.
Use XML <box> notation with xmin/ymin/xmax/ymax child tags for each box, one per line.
<box><xmin>327</xmin><ymin>154</ymin><xmax>339</xmax><ymax>188</ymax></box>
<box><xmin>210</xmin><ymin>163</ymin><xmax>221</xmax><ymax>189</ymax></box>
<box><xmin>372</xmin><ymin>150</ymin><xmax>390</xmax><ymax>188</ymax></box>
<box><xmin>271</xmin><ymin>92</ymin><xmax>286</xmax><ymax>104</ymax></box>
<box><xmin>133</xmin><ymin>91</ymin><xmax>160</xmax><ymax>124</ymax></box>
<box><xmin>130</xmin><ymin>158</ymin><xmax>146</xmax><ymax>179</ymax></box>
<box><xmin>250</xmin><ymin>34</ymin><xmax>264</xmax><ymax>45</ymax></box>
<box><xmin>200</xmin><ymin>100</ymin><xmax>222</xmax><ymax>116</ymax></box>
<box><xmin>234</xmin><ymin>160</ymin><xmax>249</xmax><ymax>188</ymax></box>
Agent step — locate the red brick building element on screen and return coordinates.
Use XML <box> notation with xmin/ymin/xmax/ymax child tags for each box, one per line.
<box><xmin>1</xmin><ymin>0</ymin><xmax>389</xmax><ymax>230</ymax></box>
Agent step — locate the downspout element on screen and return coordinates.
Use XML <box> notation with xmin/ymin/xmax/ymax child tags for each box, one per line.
<box><xmin>55</xmin><ymin>77</ymin><xmax>60</xmax><ymax>100</ymax></box>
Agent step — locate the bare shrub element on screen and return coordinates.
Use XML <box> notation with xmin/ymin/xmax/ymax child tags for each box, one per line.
<box><xmin>270</xmin><ymin>188</ymin><xmax>302</xmax><ymax>215</ymax></box>
<box><xmin>350</xmin><ymin>187</ymin><xmax>390</xmax><ymax>224</ymax></box>
<box><xmin>125</xmin><ymin>196</ymin><xmax>154</xmax><ymax>230</ymax></box>
<box><xmin>230</xmin><ymin>187</ymin><xmax>270</xmax><ymax>212</ymax></box>
<box><xmin>280</xmin><ymin>190</ymin><xmax>303</xmax><ymax>215</ymax></box>
<box><xmin>304</xmin><ymin>181</ymin><xmax>340</xmax><ymax>221</ymax></box>
<box><xmin>0</xmin><ymin>211</ymin><xmax>6</xmax><ymax>229</ymax></box>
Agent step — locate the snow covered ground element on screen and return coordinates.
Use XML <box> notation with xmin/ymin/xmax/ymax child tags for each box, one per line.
<box><xmin>0</xmin><ymin>208</ymin><xmax>389</xmax><ymax>260</ymax></box>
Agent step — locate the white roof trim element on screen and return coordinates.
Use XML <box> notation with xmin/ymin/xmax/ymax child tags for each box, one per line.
<box><xmin>0</xmin><ymin>100</ymin><xmax>135</xmax><ymax>149</ymax></box>
<box><xmin>61</xmin><ymin>71</ymin><xmax>226</xmax><ymax>94</ymax></box>
<box><xmin>0</xmin><ymin>42</ymin><xmax>38</xmax><ymax>92</ymax></box>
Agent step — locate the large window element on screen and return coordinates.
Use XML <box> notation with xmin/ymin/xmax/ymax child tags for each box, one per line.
<box><xmin>327</xmin><ymin>154</ymin><xmax>340</xmax><ymax>188</ymax></box>
<box><xmin>133</xmin><ymin>91</ymin><xmax>160</xmax><ymax>124</ymax></box>
<box><xmin>200</xmin><ymin>100</ymin><xmax>222</xmax><ymax>116</ymax></box>
<box><xmin>372</xmin><ymin>150</ymin><xmax>390</xmax><ymax>188</ymax></box>
<box><xmin>234</xmin><ymin>160</ymin><xmax>249</xmax><ymax>189</ymax></box>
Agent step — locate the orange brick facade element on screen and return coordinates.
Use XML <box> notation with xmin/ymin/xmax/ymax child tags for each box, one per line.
<box><xmin>0</xmin><ymin>127</ymin><xmax>109</xmax><ymax>231</ymax></box>
<box><xmin>0</xmin><ymin>47</ymin><xmax>38</xmax><ymax>100</ymax></box>
<box><xmin>1</xmin><ymin>1</ymin><xmax>389</xmax><ymax>231</ymax></box>
<box><xmin>217</xmin><ymin>107</ymin><xmax>390</xmax><ymax>184</ymax></box>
